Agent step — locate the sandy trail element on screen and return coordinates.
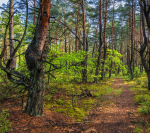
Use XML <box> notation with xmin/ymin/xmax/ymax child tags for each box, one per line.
<box><xmin>83</xmin><ymin>78</ymin><xmax>137</xmax><ymax>133</ymax></box>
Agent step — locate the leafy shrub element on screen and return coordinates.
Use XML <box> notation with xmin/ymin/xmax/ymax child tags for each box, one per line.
<box><xmin>136</xmin><ymin>78</ymin><xmax>141</xmax><ymax>85</ymax></box>
<box><xmin>134</xmin><ymin>125</ymin><xmax>143</xmax><ymax>133</ymax></box>
<box><xmin>135</xmin><ymin>95</ymin><xmax>145</xmax><ymax>104</ymax></box>
<box><xmin>134</xmin><ymin>67</ymin><xmax>141</xmax><ymax>78</ymax></box>
<box><xmin>139</xmin><ymin>101</ymin><xmax>150</xmax><ymax>114</ymax></box>
<box><xmin>142</xmin><ymin>79</ymin><xmax>148</xmax><ymax>88</ymax></box>
<box><xmin>0</xmin><ymin>108</ymin><xmax>12</xmax><ymax>133</ymax></box>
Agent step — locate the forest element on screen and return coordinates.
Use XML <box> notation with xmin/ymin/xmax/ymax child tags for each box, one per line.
<box><xmin>1</xmin><ymin>0</ymin><xmax>150</xmax><ymax>132</ymax></box>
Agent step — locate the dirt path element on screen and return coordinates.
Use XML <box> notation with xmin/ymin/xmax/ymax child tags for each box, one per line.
<box><xmin>82</xmin><ymin>78</ymin><xmax>137</xmax><ymax>133</ymax></box>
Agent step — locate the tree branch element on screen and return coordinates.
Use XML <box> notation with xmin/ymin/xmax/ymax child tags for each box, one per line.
<box><xmin>53</xmin><ymin>18</ymin><xmax>83</xmax><ymax>46</ymax></box>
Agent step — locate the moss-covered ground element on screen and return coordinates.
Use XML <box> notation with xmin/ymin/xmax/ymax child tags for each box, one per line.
<box><xmin>123</xmin><ymin>74</ymin><xmax>150</xmax><ymax>133</ymax></box>
<box><xmin>44</xmin><ymin>76</ymin><xmax>118</xmax><ymax>121</ymax></box>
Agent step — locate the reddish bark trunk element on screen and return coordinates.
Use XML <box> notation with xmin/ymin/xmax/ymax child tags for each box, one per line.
<box><xmin>25</xmin><ymin>0</ymin><xmax>51</xmax><ymax>116</ymax></box>
<box><xmin>94</xmin><ymin>0</ymin><xmax>103</xmax><ymax>83</ymax></box>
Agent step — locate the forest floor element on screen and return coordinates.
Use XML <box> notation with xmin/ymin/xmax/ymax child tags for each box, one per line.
<box><xmin>1</xmin><ymin>78</ymin><xmax>149</xmax><ymax>133</ymax></box>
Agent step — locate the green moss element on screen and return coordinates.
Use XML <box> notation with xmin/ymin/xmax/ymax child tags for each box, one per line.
<box><xmin>135</xmin><ymin>94</ymin><xmax>150</xmax><ymax>104</ymax></box>
<box><xmin>119</xmin><ymin>85</ymin><xmax>124</xmax><ymax>90</ymax></box>
<box><xmin>125</xmin><ymin>74</ymin><xmax>150</xmax><ymax>116</ymax></box>
<box><xmin>44</xmin><ymin>77</ymin><xmax>115</xmax><ymax>120</ymax></box>
<box><xmin>0</xmin><ymin>108</ymin><xmax>12</xmax><ymax>133</ymax></box>
<box><xmin>114</xmin><ymin>89</ymin><xmax>122</xmax><ymax>97</ymax></box>
<box><xmin>134</xmin><ymin>125</ymin><xmax>143</xmax><ymax>133</ymax></box>
<box><xmin>45</xmin><ymin>95</ymin><xmax>52</xmax><ymax>101</ymax></box>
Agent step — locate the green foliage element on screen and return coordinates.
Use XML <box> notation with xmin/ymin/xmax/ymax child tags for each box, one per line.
<box><xmin>104</xmin><ymin>49</ymin><xmax>123</xmax><ymax>76</ymax></box>
<box><xmin>105</xmin><ymin>87</ymin><xmax>114</xmax><ymax>94</ymax></box>
<box><xmin>142</xmin><ymin>79</ymin><xmax>148</xmax><ymax>88</ymax></box>
<box><xmin>134</xmin><ymin>125</ymin><xmax>143</xmax><ymax>133</ymax></box>
<box><xmin>46</xmin><ymin>44</ymin><xmax>87</xmax><ymax>82</ymax></box>
<box><xmin>27</xmin><ymin>23</ymin><xmax>36</xmax><ymax>38</ymax></box>
<box><xmin>44</xmin><ymin>79</ymin><xmax>114</xmax><ymax>120</ymax></box>
<box><xmin>122</xmin><ymin>66</ymin><xmax>129</xmax><ymax>76</ymax></box>
<box><xmin>0</xmin><ymin>108</ymin><xmax>12</xmax><ymax>133</ymax></box>
<box><xmin>114</xmin><ymin>89</ymin><xmax>122</xmax><ymax>97</ymax></box>
<box><xmin>119</xmin><ymin>85</ymin><xmax>124</xmax><ymax>90</ymax></box>
<box><xmin>134</xmin><ymin>67</ymin><xmax>141</xmax><ymax>78</ymax></box>
<box><xmin>136</xmin><ymin>78</ymin><xmax>141</xmax><ymax>85</ymax></box>
<box><xmin>46</xmin><ymin>45</ymin><xmax>124</xmax><ymax>83</ymax></box>
<box><xmin>139</xmin><ymin>101</ymin><xmax>150</xmax><ymax>114</ymax></box>
<box><xmin>45</xmin><ymin>95</ymin><xmax>52</xmax><ymax>101</ymax></box>
<box><xmin>135</xmin><ymin>95</ymin><xmax>146</xmax><ymax>104</ymax></box>
<box><xmin>126</xmin><ymin>75</ymin><xmax>150</xmax><ymax>116</ymax></box>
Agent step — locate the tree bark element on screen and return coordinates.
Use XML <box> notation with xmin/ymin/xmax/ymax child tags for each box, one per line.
<box><xmin>109</xmin><ymin>0</ymin><xmax>115</xmax><ymax>78</ymax></box>
<box><xmin>101</xmin><ymin>0</ymin><xmax>107</xmax><ymax>80</ymax></box>
<box><xmin>25</xmin><ymin>0</ymin><xmax>51</xmax><ymax>116</ymax></box>
<box><xmin>139</xmin><ymin>1</ymin><xmax>150</xmax><ymax>90</ymax></box>
<box><xmin>81</xmin><ymin>0</ymin><xmax>87</xmax><ymax>82</ymax></box>
<box><xmin>92</xmin><ymin>23</ymin><xmax>99</xmax><ymax>58</ymax></box>
<box><xmin>75</xmin><ymin>6</ymin><xmax>79</xmax><ymax>52</ymax></box>
<box><xmin>9</xmin><ymin>0</ymin><xmax>16</xmax><ymax>69</ymax></box>
<box><xmin>120</xmin><ymin>21</ymin><xmax>123</xmax><ymax>64</ymax></box>
<box><xmin>94</xmin><ymin>0</ymin><xmax>103</xmax><ymax>83</ymax></box>
<box><xmin>130</xmin><ymin>0</ymin><xmax>134</xmax><ymax>80</ymax></box>
<box><xmin>127</xmin><ymin>19</ymin><xmax>130</xmax><ymax>68</ymax></box>
<box><xmin>33</xmin><ymin>0</ymin><xmax>36</xmax><ymax>25</ymax></box>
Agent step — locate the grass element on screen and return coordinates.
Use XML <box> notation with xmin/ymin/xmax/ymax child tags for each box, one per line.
<box><xmin>125</xmin><ymin>73</ymin><xmax>150</xmax><ymax>132</ymax></box>
<box><xmin>44</xmin><ymin>76</ymin><xmax>115</xmax><ymax>121</ymax></box>
<box><xmin>125</xmin><ymin>74</ymin><xmax>150</xmax><ymax>115</ymax></box>
<box><xmin>0</xmin><ymin>108</ymin><xmax>12</xmax><ymax>133</ymax></box>
<box><xmin>114</xmin><ymin>89</ymin><xmax>123</xmax><ymax>97</ymax></box>
<box><xmin>134</xmin><ymin>125</ymin><xmax>143</xmax><ymax>133</ymax></box>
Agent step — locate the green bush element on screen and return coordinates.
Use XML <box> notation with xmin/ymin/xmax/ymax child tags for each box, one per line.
<box><xmin>142</xmin><ymin>79</ymin><xmax>148</xmax><ymax>88</ymax></box>
<box><xmin>134</xmin><ymin>67</ymin><xmax>141</xmax><ymax>78</ymax></box>
<box><xmin>136</xmin><ymin>78</ymin><xmax>141</xmax><ymax>85</ymax></box>
<box><xmin>139</xmin><ymin>101</ymin><xmax>150</xmax><ymax>114</ymax></box>
<box><xmin>0</xmin><ymin>108</ymin><xmax>12</xmax><ymax>133</ymax></box>
<box><xmin>135</xmin><ymin>95</ymin><xmax>145</xmax><ymax>104</ymax></box>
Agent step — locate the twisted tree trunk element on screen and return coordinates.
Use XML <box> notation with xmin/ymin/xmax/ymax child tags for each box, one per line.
<box><xmin>25</xmin><ymin>0</ymin><xmax>51</xmax><ymax>116</ymax></box>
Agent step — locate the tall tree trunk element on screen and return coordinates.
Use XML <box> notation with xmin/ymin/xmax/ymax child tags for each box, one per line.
<box><xmin>127</xmin><ymin>19</ymin><xmax>130</xmax><ymax>68</ymax></box>
<box><xmin>78</xmin><ymin>30</ymin><xmax>82</xmax><ymax>51</ymax></box>
<box><xmin>69</xmin><ymin>32</ymin><xmax>71</xmax><ymax>54</ymax></box>
<box><xmin>109</xmin><ymin>0</ymin><xmax>115</xmax><ymax>78</ymax></box>
<box><xmin>25</xmin><ymin>0</ymin><xmax>51</xmax><ymax>116</ymax></box>
<box><xmin>92</xmin><ymin>23</ymin><xmax>99</xmax><ymax>58</ymax></box>
<box><xmin>9</xmin><ymin>0</ymin><xmax>16</xmax><ymax>69</ymax></box>
<box><xmin>120</xmin><ymin>21</ymin><xmax>123</xmax><ymax>64</ymax></box>
<box><xmin>130</xmin><ymin>0</ymin><xmax>134</xmax><ymax>80</ymax></box>
<box><xmin>94</xmin><ymin>0</ymin><xmax>103</xmax><ymax>83</ymax></box>
<box><xmin>75</xmin><ymin>6</ymin><xmax>79</xmax><ymax>52</ymax></box>
<box><xmin>147</xmin><ymin>0</ymin><xmax>150</xmax><ymax>68</ymax></box>
<box><xmin>109</xmin><ymin>36</ymin><xmax>110</xmax><ymax>49</ymax></box>
<box><xmin>139</xmin><ymin>1</ymin><xmax>150</xmax><ymax>90</ymax></box>
<box><xmin>81</xmin><ymin>0</ymin><xmax>87</xmax><ymax>82</ymax></box>
<box><xmin>33</xmin><ymin>0</ymin><xmax>36</xmax><ymax>25</ymax></box>
<box><xmin>3</xmin><ymin>36</ymin><xmax>7</xmax><ymax>66</ymax></box>
<box><xmin>101</xmin><ymin>0</ymin><xmax>107</xmax><ymax>80</ymax></box>
<box><xmin>133</xmin><ymin>0</ymin><xmax>136</xmax><ymax>68</ymax></box>
<box><xmin>120</xmin><ymin>20</ymin><xmax>123</xmax><ymax>74</ymax></box>
<box><xmin>140</xmin><ymin>3</ymin><xmax>143</xmax><ymax>72</ymax></box>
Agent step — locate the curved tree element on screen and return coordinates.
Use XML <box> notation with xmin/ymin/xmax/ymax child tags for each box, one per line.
<box><xmin>0</xmin><ymin>0</ymin><xmax>51</xmax><ymax>116</ymax></box>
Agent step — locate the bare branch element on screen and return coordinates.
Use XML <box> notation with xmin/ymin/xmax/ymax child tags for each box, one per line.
<box><xmin>53</xmin><ymin>18</ymin><xmax>83</xmax><ymax>46</ymax></box>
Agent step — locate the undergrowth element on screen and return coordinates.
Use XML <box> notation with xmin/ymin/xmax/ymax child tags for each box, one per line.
<box><xmin>125</xmin><ymin>73</ymin><xmax>150</xmax><ymax>133</ymax></box>
<box><xmin>125</xmin><ymin>74</ymin><xmax>150</xmax><ymax>114</ymax></box>
<box><xmin>0</xmin><ymin>108</ymin><xmax>12</xmax><ymax>133</ymax></box>
<box><xmin>44</xmin><ymin>76</ymin><xmax>115</xmax><ymax>121</ymax></box>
